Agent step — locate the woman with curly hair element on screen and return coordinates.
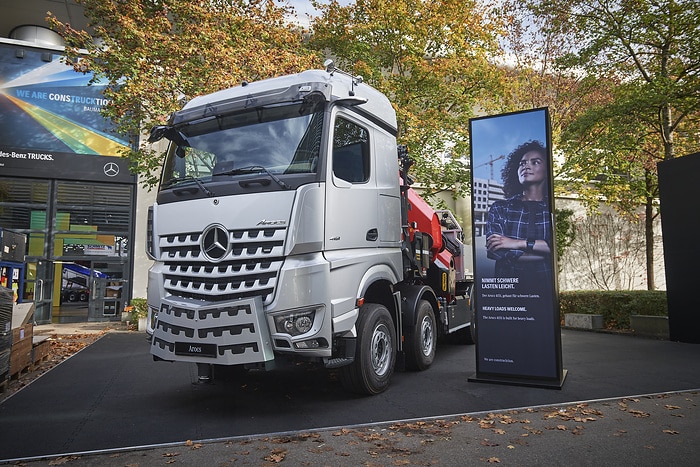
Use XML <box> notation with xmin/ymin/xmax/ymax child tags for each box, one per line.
<box><xmin>485</xmin><ymin>140</ymin><xmax>552</xmax><ymax>281</ymax></box>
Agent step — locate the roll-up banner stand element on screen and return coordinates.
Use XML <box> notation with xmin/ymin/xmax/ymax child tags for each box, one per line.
<box><xmin>468</xmin><ymin>107</ymin><xmax>566</xmax><ymax>389</ymax></box>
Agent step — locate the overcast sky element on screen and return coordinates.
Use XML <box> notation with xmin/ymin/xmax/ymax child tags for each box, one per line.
<box><xmin>287</xmin><ymin>0</ymin><xmax>319</xmax><ymax>22</ymax></box>
<box><xmin>286</xmin><ymin>0</ymin><xmax>352</xmax><ymax>27</ymax></box>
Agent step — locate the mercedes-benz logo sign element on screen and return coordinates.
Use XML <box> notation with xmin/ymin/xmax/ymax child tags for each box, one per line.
<box><xmin>104</xmin><ymin>162</ymin><xmax>120</xmax><ymax>177</ymax></box>
<box><xmin>201</xmin><ymin>224</ymin><xmax>230</xmax><ymax>262</ymax></box>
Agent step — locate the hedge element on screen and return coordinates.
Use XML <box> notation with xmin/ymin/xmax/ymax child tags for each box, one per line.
<box><xmin>559</xmin><ymin>290</ymin><xmax>667</xmax><ymax>330</ymax></box>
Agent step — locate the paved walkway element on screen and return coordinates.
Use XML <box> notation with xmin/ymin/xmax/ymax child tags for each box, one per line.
<box><xmin>2</xmin><ymin>326</ymin><xmax>699</xmax><ymax>466</ymax></box>
<box><xmin>9</xmin><ymin>390</ymin><xmax>700</xmax><ymax>466</ymax></box>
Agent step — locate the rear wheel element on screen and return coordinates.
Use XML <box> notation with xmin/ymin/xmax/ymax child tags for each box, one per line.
<box><xmin>340</xmin><ymin>303</ymin><xmax>396</xmax><ymax>395</ymax></box>
<box><xmin>405</xmin><ymin>300</ymin><xmax>436</xmax><ymax>371</ymax></box>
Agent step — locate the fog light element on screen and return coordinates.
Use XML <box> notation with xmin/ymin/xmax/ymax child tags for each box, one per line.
<box><xmin>294</xmin><ymin>315</ymin><xmax>313</xmax><ymax>334</ymax></box>
<box><xmin>274</xmin><ymin>310</ymin><xmax>316</xmax><ymax>336</ymax></box>
<box><xmin>283</xmin><ymin>319</ymin><xmax>295</xmax><ymax>333</ymax></box>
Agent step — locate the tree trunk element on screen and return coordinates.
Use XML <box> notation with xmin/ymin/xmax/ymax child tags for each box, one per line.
<box><xmin>645</xmin><ymin>196</ymin><xmax>655</xmax><ymax>290</ymax></box>
<box><xmin>645</xmin><ymin>168</ymin><xmax>656</xmax><ymax>290</ymax></box>
<box><xmin>661</xmin><ymin>103</ymin><xmax>674</xmax><ymax>160</ymax></box>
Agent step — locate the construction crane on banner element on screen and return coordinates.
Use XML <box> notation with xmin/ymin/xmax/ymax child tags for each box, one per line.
<box><xmin>475</xmin><ymin>154</ymin><xmax>505</xmax><ymax>180</ymax></box>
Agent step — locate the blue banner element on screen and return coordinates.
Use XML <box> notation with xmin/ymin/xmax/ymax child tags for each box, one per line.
<box><xmin>0</xmin><ymin>41</ymin><xmax>133</xmax><ymax>183</ymax></box>
<box><xmin>469</xmin><ymin>108</ymin><xmax>565</xmax><ymax>387</ymax></box>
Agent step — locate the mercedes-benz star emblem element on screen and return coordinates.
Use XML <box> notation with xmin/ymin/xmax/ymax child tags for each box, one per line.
<box><xmin>104</xmin><ymin>162</ymin><xmax>120</xmax><ymax>177</ymax></box>
<box><xmin>201</xmin><ymin>224</ymin><xmax>230</xmax><ymax>262</ymax></box>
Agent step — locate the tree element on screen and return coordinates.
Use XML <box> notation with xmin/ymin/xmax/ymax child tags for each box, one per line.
<box><xmin>561</xmin><ymin>210</ymin><xmax>648</xmax><ymax>290</ymax></box>
<box><xmin>308</xmin><ymin>0</ymin><xmax>508</xmax><ymax>204</ymax></box>
<box><xmin>498</xmin><ymin>1</ymin><xmax>613</xmax><ymax>149</ymax></box>
<box><xmin>554</xmin><ymin>208</ymin><xmax>576</xmax><ymax>272</ymax></box>
<box><xmin>487</xmin><ymin>3</ymin><xmax>611</xmax><ymax>273</ymax></box>
<box><xmin>48</xmin><ymin>0</ymin><xmax>319</xmax><ymax>186</ymax></box>
<box><xmin>527</xmin><ymin>0</ymin><xmax>700</xmax><ymax>289</ymax></box>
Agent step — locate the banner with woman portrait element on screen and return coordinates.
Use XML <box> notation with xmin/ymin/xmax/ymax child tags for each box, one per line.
<box><xmin>468</xmin><ymin>108</ymin><xmax>565</xmax><ymax>388</ymax></box>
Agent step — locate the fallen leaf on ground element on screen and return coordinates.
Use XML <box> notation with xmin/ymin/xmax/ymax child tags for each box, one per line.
<box><xmin>479</xmin><ymin>420</ymin><xmax>495</xmax><ymax>429</ymax></box>
<box><xmin>48</xmin><ymin>457</ymin><xmax>80</xmax><ymax>466</ymax></box>
<box><xmin>264</xmin><ymin>448</ymin><xmax>287</xmax><ymax>463</ymax></box>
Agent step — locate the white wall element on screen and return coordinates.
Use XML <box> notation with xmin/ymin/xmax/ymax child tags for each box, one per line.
<box><xmin>131</xmin><ymin>181</ymin><xmax>156</xmax><ymax>300</ymax></box>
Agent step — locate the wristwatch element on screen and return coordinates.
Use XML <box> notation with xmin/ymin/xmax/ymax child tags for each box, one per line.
<box><xmin>526</xmin><ymin>239</ymin><xmax>535</xmax><ymax>252</ymax></box>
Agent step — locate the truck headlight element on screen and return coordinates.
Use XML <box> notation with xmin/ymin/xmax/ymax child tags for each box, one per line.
<box><xmin>274</xmin><ymin>310</ymin><xmax>315</xmax><ymax>336</ymax></box>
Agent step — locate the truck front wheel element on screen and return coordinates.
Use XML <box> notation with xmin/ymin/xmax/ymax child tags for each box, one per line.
<box><xmin>405</xmin><ymin>300</ymin><xmax>436</xmax><ymax>371</ymax></box>
<box><xmin>340</xmin><ymin>303</ymin><xmax>396</xmax><ymax>395</ymax></box>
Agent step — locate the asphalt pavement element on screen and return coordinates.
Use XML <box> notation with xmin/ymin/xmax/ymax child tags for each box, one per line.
<box><xmin>0</xmin><ymin>326</ymin><xmax>699</xmax><ymax>466</ymax></box>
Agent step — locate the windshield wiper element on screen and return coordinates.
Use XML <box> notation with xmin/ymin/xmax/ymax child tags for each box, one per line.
<box><xmin>214</xmin><ymin>165</ymin><xmax>290</xmax><ymax>190</ymax></box>
<box><xmin>162</xmin><ymin>175</ymin><xmax>214</xmax><ymax>197</ymax></box>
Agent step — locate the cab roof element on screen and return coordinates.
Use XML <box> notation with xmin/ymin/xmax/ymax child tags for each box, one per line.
<box><xmin>171</xmin><ymin>69</ymin><xmax>397</xmax><ymax>133</ymax></box>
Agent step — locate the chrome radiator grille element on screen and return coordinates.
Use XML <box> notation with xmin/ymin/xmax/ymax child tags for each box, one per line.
<box><xmin>157</xmin><ymin>227</ymin><xmax>286</xmax><ymax>303</ymax></box>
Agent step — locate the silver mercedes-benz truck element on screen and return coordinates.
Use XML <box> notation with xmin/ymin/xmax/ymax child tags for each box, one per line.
<box><xmin>145</xmin><ymin>63</ymin><xmax>473</xmax><ymax>394</ymax></box>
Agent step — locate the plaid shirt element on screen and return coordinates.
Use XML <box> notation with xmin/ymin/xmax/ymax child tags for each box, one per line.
<box><xmin>485</xmin><ymin>195</ymin><xmax>552</xmax><ymax>275</ymax></box>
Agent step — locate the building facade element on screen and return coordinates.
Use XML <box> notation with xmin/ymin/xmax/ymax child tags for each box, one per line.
<box><xmin>0</xmin><ymin>2</ymin><xmax>151</xmax><ymax>323</ymax></box>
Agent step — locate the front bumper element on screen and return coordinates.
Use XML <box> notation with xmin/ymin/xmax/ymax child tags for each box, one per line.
<box><xmin>150</xmin><ymin>296</ymin><xmax>274</xmax><ymax>365</ymax></box>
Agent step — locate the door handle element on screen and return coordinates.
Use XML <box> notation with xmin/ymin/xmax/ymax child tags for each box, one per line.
<box><xmin>366</xmin><ymin>228</ymin><xmax>378</xmax><ymax>241</ymax></box>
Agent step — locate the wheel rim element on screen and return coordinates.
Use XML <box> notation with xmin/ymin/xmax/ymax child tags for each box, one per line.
<box><xmin>370</xmin><ymin>323</ymin><xmax>392</xmax><ymax>377</ymax></box>
<box><xmin>419</xmin><ymin>315</ymin><xmax>434</xmax><ymax>357</ymax></box>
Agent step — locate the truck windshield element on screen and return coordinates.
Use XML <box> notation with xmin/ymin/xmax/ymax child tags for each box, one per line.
<box><xmin>160</xmin><ymin>99</ymin><xmax>324</xmax><ymax>190</ymax></box>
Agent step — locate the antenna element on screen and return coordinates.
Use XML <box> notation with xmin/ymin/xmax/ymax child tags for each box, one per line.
<box><xmin>323</xmin><ymin>59</ymin><xmax>363</xmax><ymax>96</ymax></box>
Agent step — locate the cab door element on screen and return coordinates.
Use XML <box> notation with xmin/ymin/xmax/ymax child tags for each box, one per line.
<box><xmin>324</xmin><ymin>114</ymin><xmax>378</xmax><ymax>251</ymax></box>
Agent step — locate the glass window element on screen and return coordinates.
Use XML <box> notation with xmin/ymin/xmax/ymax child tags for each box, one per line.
<box><xmin>53</xmin><ymin>181</ymin><xmax>133</xmax><ymax>258</ymax></box>
<box><xmin>332</xmin><ymin>117</ymin><xmax>370</xmax><ymax>183</ymax></box>
<box><xmin>160</xmin><ymin>98</ymin><xmax>324</xmax><ymax>189</ymax></box>
<box><xmin>0</xmin><ymin>178</ymin><xmax>50</xmax><ymax>229</ymax></box>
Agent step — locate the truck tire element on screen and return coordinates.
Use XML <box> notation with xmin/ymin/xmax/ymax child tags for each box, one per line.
<box><xmin>405</xmin><ymin>300</ymin><xmax>436</xmax><ymax>371</ymax></box>
<box><xmin>340</xmin><ymin>303</ymin><xmax>396</xmax><ymax>395</ymax></box>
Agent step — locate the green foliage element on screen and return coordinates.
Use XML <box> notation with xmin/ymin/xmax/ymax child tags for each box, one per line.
<box><xmin>526</xmin><ymin>0</ymin><xmax>700</xmax><ymax>289</ymax></box>
<box><xmin>559</xmin><ymin>290</ymin><xmax>667</xmax><ymax>330</ymax></box>
<box><xmin>48</xmin><ymin>0</ymin><xmax>320</xmax><ymax>187</ymax></box>
<box><xmin>309</xmin><ymin>0</ymin><xmax>509</xmax><ymax>202</ymax></box>
<box><xmin>554</xmin><ymin>208</ymin><xmax>575</xmax><ymax>271</ymax></box>
<box><xmin>128</xmin><ymin>298</ymin><xmax>148</xmax><ymax>319</ymax></box>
